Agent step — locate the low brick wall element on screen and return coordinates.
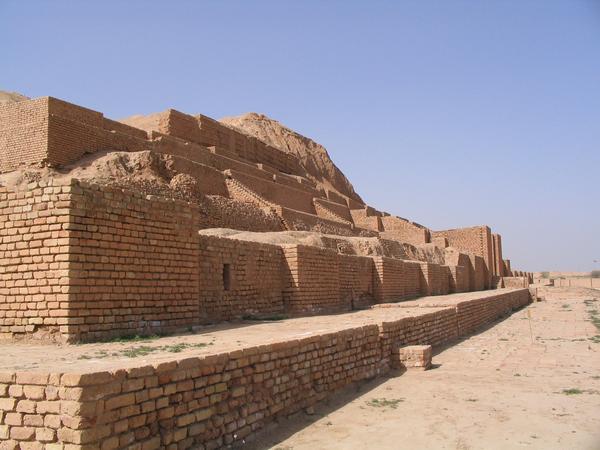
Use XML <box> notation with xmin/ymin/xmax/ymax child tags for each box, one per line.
<box><xmin>455</xmin><ymin>290</ymin><xmax>529</xmax><ymax>336</ymax></box>
<box><xmin>549</xmin><ymin>278</ymin><xmax>599</xmax><ymax>289</ymax></box>
<box><xmin>0</xmin><ymin>326</ymin><xmax>382</xmax><ymax>449</ymax></box>
<box><xmin>379</xmin><ymin>308</ymin><xmax>458</xmax><ymax>369</ymax></box>
<box><xmin>0</xmin><ymin>372</ymin><xmax>87</xmax><ymax>447</ymax></box>
<box><xmin>0</xmin><ymin>289</ymin><xmax>531</xmax><ymax>448</ymax></box>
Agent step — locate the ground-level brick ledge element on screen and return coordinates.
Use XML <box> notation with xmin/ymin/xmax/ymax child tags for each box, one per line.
<box><xmin>0</xmin><ymin>288</ymin><xmax>530</xmax><ymax>449</ymax></box>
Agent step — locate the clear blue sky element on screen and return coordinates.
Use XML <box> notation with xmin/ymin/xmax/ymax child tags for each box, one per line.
<box><xmin>1</xmin><ymin>1</ymin><xmax>599</xmax><ymax>272</ymax></box>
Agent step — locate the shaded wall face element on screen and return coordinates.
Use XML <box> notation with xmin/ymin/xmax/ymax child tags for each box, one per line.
<box><xmin>432</xmin><ymin>226</ymin><xmax>493</xmax><ymax>276</ymax></box>
<box><xmin>373</xmin><ymin>257</ymin><xmax>421</xmax><ymax>302</ymax></box>
<box><xmin>281</xmin><ymin>245</ymin><xmax>346</xmax><ymax>314</ymax></box>
<box><xmin>492</xmin><ymin>233</ymin><xmax>504</xmax><ymax>277</ymax></box>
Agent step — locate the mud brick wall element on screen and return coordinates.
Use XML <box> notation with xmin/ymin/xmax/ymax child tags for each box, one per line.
<box><xmin>402</xmin><ymin>260</ymin><xmax>422</xmax><ymax>299</ymax></box>
<box><xmin>373</xmin><ymin>257</ymin><xmax>404</xmax><ymax>303</ymax></box>
<box><xmin>503</xmin><ymin>259</ymin><xmax>512</xmax><ymax>276</ymax></box>
<box><xmin>197</xmin><ymin>235</ymin><xmax>284</xmax><ymax>321</ymax></box>
<box><xmin>349</xmin><ymin>209</ymin><xmax>382</xmax><ymax>232</ymax></box>
<box><xmin>66</xmin><ymin>181</ymin><xmax>202</xmax><ymax>341</ymax></box>
<box><xmin>469</xmin><ymin>255</ymin><xmax>487</xmax><ymax>291</ymax></box>
<box><xmin>379</xmin><ymin>308</ymin><xmax>458</xmax><ymax>368</ymax></box>
<box><xmin>0</xmin><ymin>97</ymin><xmax>151</xmax><ymax>173</ymax></box>
<box><xmin>380</xmin><ymin>216</ymin><xmax>430</xmax><ymax>245</ymax></box>
<box><xmin>0</xmin><ymin>98</ymin><xmax>50</xmax><ymax>172</ymax></box>
<box><xmin>229</xmin><ymin>170</ymin><xmax>317</xmax><ymax>215</ymax></box>
<box><xmin>448</xmin><ymin>265</ymin><xmax>469</xmax><ymax>293</ymax></box>
<box><xmin>313</xmin><ymin>198</ymin><xmax>352</xmax><ymax>222</ymax></box>
<box><xmin>418</xmin><ymin>263</ymin><xmax>450</xmax><ymax>296</ymax></box>
<box><xmin>281</xmin><ymin>245</ymin><xmax>346</xmax><ymax>314</ymax></box>
<box><xmin>455</xmin><ymin>290</ymin><xmax>529</xmax><ymax>336</ymax></box>
<box><xmin>141</xmin><ymin>110</ymin><xmax>302</xmax><ymax>176</ymax></box>
<box><xmin>279</xmin><ymin>207</ymin><xmax>354</xmax><ymax>236</ymax></box>
<box><xmin>0</xmin><ymin>179</ymin><xmax>73</xmax><ymax>340</ymax></box>
<box><xmin>0</xmin><ymin>371</ymin><xmax>98</xmax><ymax>448</ymax></box>
<box><xmin>199</xmin><ymin>197</ymin><xmax>285</xmax><ymax>233</ymax></box>
<box><xmin>553</xmin><ymin>278</ymin><xmax>600</xmax><ymax>288</ymax></box>
<box><xmin>47</xmin><ymin>98</ymin><xmax>150</xmax><ymax>167</ymax></box>
<box><xmin>325</xmin><ymin>189</ymin><xmax>349</xmax><ymax>207</ymax></box>
<box><xmin>502</xmin><ymin>277</ymin><xmax>529</xmax><ymax>289</ymax></box>
<box><xmin>373</xmin><ymin>257</ymin><xmax>421</xmax><ymax>303</ymax></box>
<box><xmin>432</xmin><ymin>226</ymin><xmax>493</xmax><ymax>277</ymax></box>
<box><xmin>338</xmin><ymin>254</ymin><xmax>375</xmax><ymax>309</ymax></box>
<box><xmin>39</xmin><ymin>326</ymin><xmax>381</xmax><ymax>449</ymax></box>
<box><xmin>0</xmin><ymin>289</ymin><xmax>530</xmax><ymax>449</ymax></box>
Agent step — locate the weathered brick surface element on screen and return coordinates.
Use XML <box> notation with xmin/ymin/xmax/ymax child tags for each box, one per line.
<box><xmin>65</xmin><ymin>181</ymin><xmax>202</xmax><ymax>341</ymax></box>
<box><xmin>0</xmin><ymin>98</ymin><xmax>49</xmax><ymax>172</ymax></box>
<box><xmin>338</xmin><ymin>254</ymin><xmax>375</xmax><ymax>309</ymax></box>
<box><xmin>432</xmin><ymin>226</ymin><xmax>494</xmax><ymax>286</ymax></box>
<box><xmin>281</xmin><ymin>245</ymin><xmax>344</xmax><ymax>314</ymax></box>
<box><xmin>380</xmin><ymin>216</ymin><xmax>430</xmax><ymax>246</ymax></box>
<box><xmin>396</xmin><ymin>345</ymin><xmax>432</xmax><ymax>370</ymax></box>
<box><xmin>373</xmin><ymin>257</ymin><xmax>422</xmax><ymax>302</ymax></box>
<box><xmin>0</xmin><ymin>289</ymin><xmax>531</xmax><ymax>448</ymax></box>
<box><xmin>448</xmin><ymin>265</ymin><xmax>469</xmax><ymax>293</ymax></box>
<box><xmin>197</xmin><ymin>235</ymin><xmax>284</xmax><ymax>320</ymax></box>
<box><xmin>0</xmin><ymin>179</ymin><xmax>72</xmax><ymax>340</ymax></box>
<box><xmin>418</xmin><ymin>262</ymin><xmax>450</xmax><ymax>296</ymax></box>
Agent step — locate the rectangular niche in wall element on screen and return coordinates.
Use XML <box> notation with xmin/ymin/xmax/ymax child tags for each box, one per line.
<box><xmin>223</xmin><ymin>264</ymin><xmax>232</xmax><ymax>291</ymax></box>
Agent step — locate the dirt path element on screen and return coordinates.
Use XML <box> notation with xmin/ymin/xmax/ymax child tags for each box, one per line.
<box><xmin>248</xmin><ymin>287</ymin><xmax>600</xmax><ymax>450</ymax></box>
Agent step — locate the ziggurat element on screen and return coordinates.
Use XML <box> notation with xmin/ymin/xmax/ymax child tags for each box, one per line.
<box><xmin>0</xmin><ymin>95</ymin><xmax>532</xmax><ymax>449</ymax></box>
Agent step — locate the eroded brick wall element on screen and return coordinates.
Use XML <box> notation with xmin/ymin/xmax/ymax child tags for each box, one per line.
<box><xmin>432</xmin><ymin>226</ymin><xmax>493</xmax><ymax>280</ymax></box>
<box><xmin>379</xmin><ymin>308</ymin><xmax>458</xmax><ymax>368</ymax></box>
<box><xmin>0</xmin><ymin>98</ymin><xmax>49</xmax><ymax>172</ymax></box>
<box><xmin>0</xmin><ymin>372</ymin><xmax>88</xmax><ymax>446</ymax></box>
<box><xmin>373</xmin><ymin>257</ymin><xmax>421</xmax><ymax>302</ymax></box>
<box><xmin>281</xmin><ymin>245</ymin><xmax>344</xmax><ymax>314</ymax></box>
<box><xmin>197</xmin><ymin>235</ymin><xmax>284</xmax><ymax>320</ymax></box>
<box><xmin>455</xmin><ymin>290</ymin><xmax>529</xmax><ymax>335</ymax></box>
<box><xmin>448</xmin><ymin>265</ymin><xmax>469</xmax><ymax>293</ymax></box>
<box><xmin>0</xmin><ymin>288</ymin><xmax>532</xmax><ymax>449</ymax></box>
<box><xmin>338</xmin><ymin>254</ymin><xmax>375</xmax><ymax>309</ymax></box>
<box><xmin>0</xmin><ymin>326</ymin><xmax>381</xmax><ymax>449</ymax></box>
<box><xmin>418</xmin><ymin>263</ymin><xmax>450</xmax><ymax>296</ymax></box>
<box><xmin>380</xmin><ymin>216</ymin><xmax>430</xmax><ymax>245</ymax></box>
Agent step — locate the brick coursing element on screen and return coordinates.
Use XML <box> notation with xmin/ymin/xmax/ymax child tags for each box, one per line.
<box><xmin>0</xmin><ymin>289</ymin><xmax>531</xmax><ymax>449</ymax></box>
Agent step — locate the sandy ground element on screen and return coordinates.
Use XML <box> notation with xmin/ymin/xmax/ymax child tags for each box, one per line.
<box><xmin>245</xmin><ymin>287</ymin><xmax>600</xmax><ymax>450</ymax></box>
<box><xmin>0</xmin><ymin>289</ymin><xmax>511</xmax><ymax>373</ymax></box>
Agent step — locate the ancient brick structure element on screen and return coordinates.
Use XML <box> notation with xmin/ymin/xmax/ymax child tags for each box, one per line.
<box><xmin>0</xmin><ymin>94</ymin><xmax>534</xmax><ymax>448</ymax></box>
<box><xmin>0</xmin><ymin>289</ymin><xmax>530</xmax><ymax>449</ymax></box>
